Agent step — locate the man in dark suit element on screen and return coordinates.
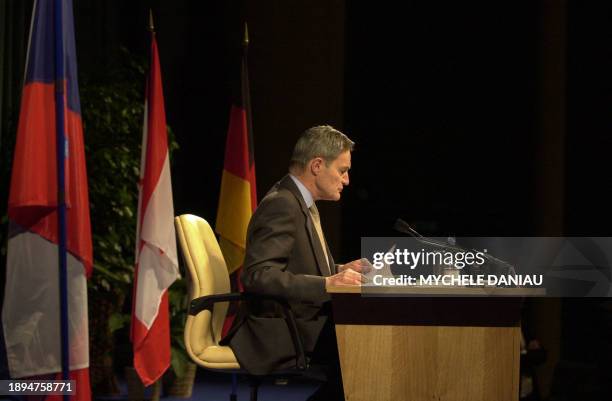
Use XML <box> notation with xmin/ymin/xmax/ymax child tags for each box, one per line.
<box><xmin>223</xmin><ymin>125</ymin><xmax>366</xmax><ymax>401</ymax></box>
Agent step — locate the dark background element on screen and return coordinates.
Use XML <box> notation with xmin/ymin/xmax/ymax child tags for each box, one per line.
<box><xmin>1</xmin><ymin>0</ymin><xmax>612</xmax><ymax>399</ymax></box>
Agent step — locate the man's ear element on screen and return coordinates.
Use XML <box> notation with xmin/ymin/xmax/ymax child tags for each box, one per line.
<box><xmin>309</xmin><ymin>157</ymin><xmax>324</xmax><ymax>175</ymax></box>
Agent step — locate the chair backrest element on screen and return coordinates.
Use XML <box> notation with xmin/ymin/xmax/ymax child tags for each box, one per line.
<box><xmin>175</xmin><ymin>214</ymin><xmax>231</xmax><ymax>362</ymax></box>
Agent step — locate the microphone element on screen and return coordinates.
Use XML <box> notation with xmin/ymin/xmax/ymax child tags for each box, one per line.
<box><xmin>393</xmin><ymin>218</ymin><xmax>423</xmax><ymax>238</ymax></box>
<box><xmin>393</xmin><ymin>219</ymin><xmax>516</xmax><ymax>279</ymax></box>
<box><xmin>393</xmin><ymin>218</ymin><xmax>460</xmax><ymax>250</ymax></box>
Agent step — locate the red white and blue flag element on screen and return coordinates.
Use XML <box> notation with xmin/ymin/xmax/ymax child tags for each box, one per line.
<box><xmin>2</xmin><ymin>1</ymin><xmax>92</xmax><ymax>401</ymax></box>
<box><xmin>131</xmin><ymin>30</ymin><xmax>179</xmax><ymax>386</ymax></box>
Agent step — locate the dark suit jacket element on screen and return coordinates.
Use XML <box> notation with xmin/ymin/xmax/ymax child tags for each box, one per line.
<box><xmin>221</xmin><ymin>175</ymin><xmax>336</xmax><ymax>375</ymax></box>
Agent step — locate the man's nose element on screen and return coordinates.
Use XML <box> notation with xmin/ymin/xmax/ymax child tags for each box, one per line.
<box><xmin>343</xmin><ymin>173</ymin><xmax>349</xmax><ymax>185</ymax></box>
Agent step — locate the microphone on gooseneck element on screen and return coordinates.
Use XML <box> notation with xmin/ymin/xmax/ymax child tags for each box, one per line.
<box><xmin>393</xmin><ymin>218</ymin><xmax>423</xmax><ymax>238</ymax></box>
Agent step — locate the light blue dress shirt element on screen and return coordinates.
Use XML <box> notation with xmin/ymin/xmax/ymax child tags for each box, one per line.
<box><xmin>289</xmin><ymin>174</ymin><xmax>314</xmax><ymax>208</ymax></box>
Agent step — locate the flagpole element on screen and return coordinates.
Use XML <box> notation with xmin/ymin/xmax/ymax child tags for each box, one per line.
<box><xmin>53</xmin><ymin>0</ymin><xmax>70</xmax><ymax>389</ymax></box>
<box><xmin>226</xmin><ymin>22</ymin><xmax>252</xmax><ymax>401</ymax></box>
<box><xmin>130</xmin><ymin>7</ymin><xmax>154</xmax><ymax>345</ymax></box>
<box><xmin>242</xmin><ymin>22</ymin><xmax>255</xmax><ymax>173</ymax></box>
<box><xmin>131</xmin><ymin>8</ymin><xmax>154</xmax><ymax>347</ymax></box>
<box><xmin>148</xmin><ymin>8</ymin><xmax>155</xmax><ymax>33</ymax></box>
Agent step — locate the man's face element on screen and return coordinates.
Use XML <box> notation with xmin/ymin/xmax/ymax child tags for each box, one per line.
<box><xmin>314</xmin><ymin>150</ymin><xmax>351</xmax><ymax>201</ymax></box>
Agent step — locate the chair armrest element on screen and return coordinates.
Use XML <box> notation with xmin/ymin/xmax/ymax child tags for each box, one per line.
<box><xmin>188</xmin><ymin>292</ymin><xmax>307</xmax><ymax>370</ymax></box>
<box><xmin>189</xmin><ymin>292</ymin><xmax>243</xmax><ymax>315</ymax></box>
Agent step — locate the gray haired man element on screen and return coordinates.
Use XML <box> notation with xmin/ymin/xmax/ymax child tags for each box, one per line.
<box><xmin>222</xmin><ymin>125</ymin><xmax>368</xmax><ymax>401</ymax></box>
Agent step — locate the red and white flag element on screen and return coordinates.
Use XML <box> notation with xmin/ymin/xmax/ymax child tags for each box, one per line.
<box><xmin>131</xmin><ymin>31</ymin><xmax>179</xmax><ymax>386</ymax></box>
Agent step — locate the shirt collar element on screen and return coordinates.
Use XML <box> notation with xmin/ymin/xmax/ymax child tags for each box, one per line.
<box><xmin>289</xmin><ymin>174</ymin><xmax>314</xmax><ymax>208</ymax></box>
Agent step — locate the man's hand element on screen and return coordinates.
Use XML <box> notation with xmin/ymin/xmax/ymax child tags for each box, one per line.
<box><xmin>325</xmin><ymin>268</ymin><xmax>365</xmax><ymax>288</ymax></box>
<box><xmin>338</xmin><ymin>258</ymin><xmax>372</xmax><ymax>274</ymax></box>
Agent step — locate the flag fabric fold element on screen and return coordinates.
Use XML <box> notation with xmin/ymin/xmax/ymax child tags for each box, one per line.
<box><xmin>2</xmin><ymin>1</ymin><xmax>92</xmax><ymax>400</ymax></box>
<box><xmin>131</xmin><ymin>31</ymin><xmax>179</xmax><ymax>387</ymax></box>
<box><xmin>216</xmin><ymin>29</ymin><xmax>257</xmax><ymax>336</ymax></box>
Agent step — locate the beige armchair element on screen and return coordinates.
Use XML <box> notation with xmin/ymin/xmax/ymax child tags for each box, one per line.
<box><xmin>174</xmin><ymin>214</ymin><xmax>306</xmax><ymax>401</ymax></box>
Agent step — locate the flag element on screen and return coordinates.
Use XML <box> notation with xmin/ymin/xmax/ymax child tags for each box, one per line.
<box><xmin>215</xmin><ymin>25</ymin><xmax>257</xmax><ymax>336</ymax></box>
<box><xmin>2</xmin><ymin>1</ymin><xmax>92</xmax><ymax>400</ymax></box>
<box><xmin>131</xmin><ymin>27</ymin><xmax>179</xmax><ymax>386</ymax></box>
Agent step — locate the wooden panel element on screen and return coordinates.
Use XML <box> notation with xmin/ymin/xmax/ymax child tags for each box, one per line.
<box><xmin>336</xmin><ymin>324</ymin><xmax>520</xmax><ymax>401</ymax></box>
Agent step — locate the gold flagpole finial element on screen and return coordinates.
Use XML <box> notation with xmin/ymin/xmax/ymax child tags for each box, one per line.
<box><xmin>243</xmin><ymin>22</ymin><xmax>249</xmax><ymax>46</ymax></box>
<box><xmin>148</xmin><ymin>9</ymin><xmax>155</xmax><ymax>32</ymax></box>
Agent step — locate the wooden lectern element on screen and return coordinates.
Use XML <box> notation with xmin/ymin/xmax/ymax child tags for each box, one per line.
<box><xmin>327</xmin><ymin>286</ymin><xmax>539</xmax><ymax>401</ymax></box>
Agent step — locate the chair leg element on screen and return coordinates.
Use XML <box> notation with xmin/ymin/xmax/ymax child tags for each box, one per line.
<box><xmin>248</xmin><ymin>376</ymin><xmax>262</xmax><ymax>401</ymax></box>
<box><xmin>230</xmin><ymin>373</ymin><xmax>238</xmax><ymax>401</ymax></box>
